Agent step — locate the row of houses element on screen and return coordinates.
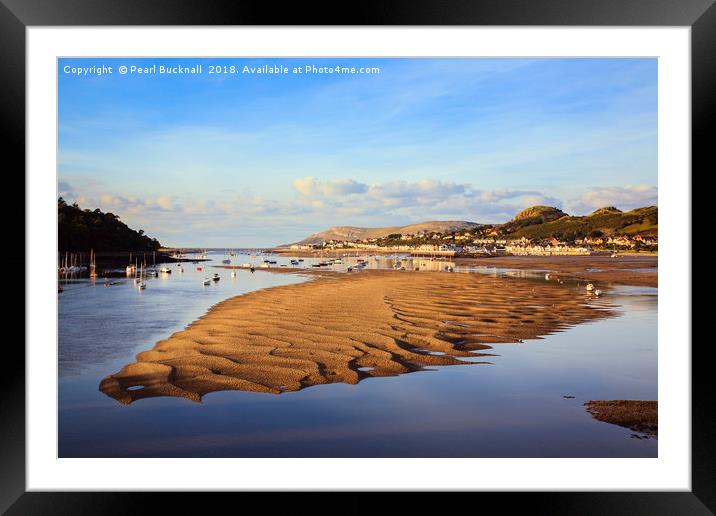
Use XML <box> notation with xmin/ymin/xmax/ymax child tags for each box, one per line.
<box><xmin>290</xmin><ymin>233</ymin><xmax>656</xmax><ymax>255</ymax></box>
<box><xmin>505</xmin><ymin>244</ymin><xmax>592</xmax><ymax>256</ymax></box>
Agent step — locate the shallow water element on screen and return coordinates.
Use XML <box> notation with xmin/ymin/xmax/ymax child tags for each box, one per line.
<box><xmin>58</xmin><ymin>251</ymin><xmax>657</xmax><ymax>457</ymax></box>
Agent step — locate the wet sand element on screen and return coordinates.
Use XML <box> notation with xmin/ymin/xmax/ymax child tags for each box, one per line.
<box><xmin>584</xmin><ymin>400</ymin><xmax>658</xmax><ymax>437</ymax></box>
<box><xmin>457</xmin><ymin>255</ymin><xmax>657</xmax><ymax>287</ymax></box>
<box><xmin>100</xmin><ymin>270</ymin><xmax>614</xmax><ymax>404</ymax></box>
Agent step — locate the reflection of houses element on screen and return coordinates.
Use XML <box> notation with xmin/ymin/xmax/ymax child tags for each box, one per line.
<box><xmin>412</xmin><ymin>259</ymin><xmax>456</xmax><ymax>271</ymax></box>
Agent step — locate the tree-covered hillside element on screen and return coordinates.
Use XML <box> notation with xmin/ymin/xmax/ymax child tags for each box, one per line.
<box><xmin>58</xmin><ymin>198</ymin><xmax>161</xmax><ymax>252</ymax></box>
<box><xmin>501</xmin><ymin>206</ymin><xmax>657</xmax><ymax>240</ymax></box>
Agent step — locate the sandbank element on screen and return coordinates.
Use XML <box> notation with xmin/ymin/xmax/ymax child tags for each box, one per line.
<box><xmin>101</xmin><ymin>270</ymin><xmax>614</xmax><ymax>404</ymax></box>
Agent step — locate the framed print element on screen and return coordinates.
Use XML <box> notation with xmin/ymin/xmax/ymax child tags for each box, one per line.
<box><xmin>3</xmin><ymin>0</ymin><xmax>710</xmax><ymax>513</ymax></box>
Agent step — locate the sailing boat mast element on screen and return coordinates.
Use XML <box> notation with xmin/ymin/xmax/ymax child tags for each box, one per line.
<box><xmin>89</xmin><ymin>249</ymin><xmax>97</xmax><ymax>278</ymax></box>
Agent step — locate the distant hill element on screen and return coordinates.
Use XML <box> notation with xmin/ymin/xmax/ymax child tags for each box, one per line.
<box><xmin>502</xmin><ymin>205</ymin><xmax>657</xmax><ymax>240</ymax></box>
<box><xmin>292</xmin><ymin>221</ymin><xmax>481</xmax><ymax>245</ymax></box>
<box><xmin>290</xmin><ymin>206</ymin><xmax>657</xmax><ymax>245</ymax></box>
<box><xmin>58</xmin><ymin>198</ymin><xmax>162</xmax><ymax>252</ymax></box>
<box><xmin>513</xmin><ymin>205</ymin><xmax>566</xmax><ymax>223</ymax></box>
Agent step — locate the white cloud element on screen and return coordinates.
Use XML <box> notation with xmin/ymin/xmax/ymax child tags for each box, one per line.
<box><xmin>292</xmin><ymin>176</ymin><xmax>368</xmax><ymax>197</ymax></box>
<box><xmin>155</xmin><ymin>196</ymin><xmax>175</xmax><ymax>211</ymax></box>
<box><xmin>568</xmin><ymin>184</ymin><xmax>657</xmax><ymax>214</ymax></box>
<box><xmin>58</xmin><ymin>175</ymin><xmax>657</xmax><ymax>247</ymax></box>
<box><xmin>289</xmin><ymin>177</ymin><xmax>565</xmax><ymax>224</ymax></box>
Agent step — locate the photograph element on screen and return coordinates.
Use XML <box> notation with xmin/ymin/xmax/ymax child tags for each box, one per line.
<box><xmin>57</xmin><ymin>56</ymin><xmax>658</xmax><ymax>458</ymax></box>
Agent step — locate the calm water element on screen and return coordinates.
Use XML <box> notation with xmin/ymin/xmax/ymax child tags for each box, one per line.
<box><xmin>58</xmin><ymin>251</ymin><xmax>657</xmax><ymax>457</ymax></box>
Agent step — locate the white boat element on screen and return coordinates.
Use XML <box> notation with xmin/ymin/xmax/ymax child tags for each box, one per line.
<box><xmin>212</xmin><ymin>273</ymin><xmax>220</xmax><ymax>281</ymax></box>
<box><xmin>231</xmin><ymin>270</ymin><xmax>237</xmax><ymax>278</ymax></box>
<box><xmin>593</xmin><ymin>289</ymin><xmax>602</xmax><ymax>296</ymax></box>
<box><xmin>160</xmin><ymin>266</ymin><xmax>172</xmax><ymax>274</ymax></box>
<box><xmin>136</xmin><ymin>266</ymin><xmax>146</xmax><ymax>290</ymax></box>
<box><xmin>545</xmin><ymin>273</ymin><xmax>551</xmax><ymax>280</ymax></box>
<box><xmin>203</xmin><ymin>278</ymin><xmax>211</xmax><ymax>286</ymax></box>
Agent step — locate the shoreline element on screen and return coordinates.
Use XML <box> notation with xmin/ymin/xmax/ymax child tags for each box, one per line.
<box><xmin>216</xmin><ymin>254</ymin><xmax>657</xmax><ymax>288</ymax></box>
<box><xmin>456</xmin><ymin>255</ymin><xmax>657</xmax><ymax>288</ymax></box>
<box><xmin>585</xmin><ymin>400</ymin><xmax>658</xmax><ymax>438</ymax></box>
<box><xmin>100</xmin><ymin>269</ymin><xmax>615</xmax><ymax>404</ymax></box>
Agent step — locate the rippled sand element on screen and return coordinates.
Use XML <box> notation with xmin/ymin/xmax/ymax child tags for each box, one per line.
<box><xmin>100</xmin><ymin>270</ymin><xmax>613</xmax><ymax>404</ymax></box>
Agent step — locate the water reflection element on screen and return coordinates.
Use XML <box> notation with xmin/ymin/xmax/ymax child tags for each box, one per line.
<box><xmin>58</xmin><ymin>250</ymin><xmax>657</xmax><ymax>458</ymax></box>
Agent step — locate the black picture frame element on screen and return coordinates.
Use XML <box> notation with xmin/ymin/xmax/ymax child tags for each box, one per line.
<box><xmin>2</xmin><ymin>0</ymin><xmax>706</xmax><ymax>513</ymax></box>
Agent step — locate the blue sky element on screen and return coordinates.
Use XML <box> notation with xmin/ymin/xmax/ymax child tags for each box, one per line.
<box><xmin>58</xmin><ymin>58</ymin><xmax>657</xmax><ymax>247</ymax></box>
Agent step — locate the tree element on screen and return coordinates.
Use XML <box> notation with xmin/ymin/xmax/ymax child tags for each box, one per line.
<box><xmin>58</xmin><ymin>198</ymin><xmax>162</xmax><ymax>252</ymax></box>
